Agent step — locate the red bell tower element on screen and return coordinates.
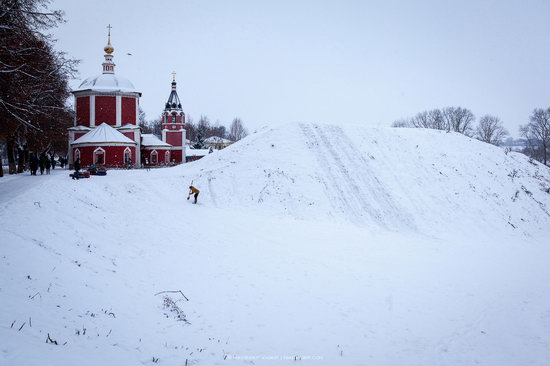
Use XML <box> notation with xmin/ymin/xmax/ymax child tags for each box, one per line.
<box><xmin>161</xmin><ymin>72</ymin><xmax>186</xmax><ymax>163</ymax></box>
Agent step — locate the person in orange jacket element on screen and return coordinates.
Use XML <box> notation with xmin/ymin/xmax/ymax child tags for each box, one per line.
<box><xmin>188</xmin><ymin>185</ymin><xmax>200</xmax><ymax>204</ymax></box>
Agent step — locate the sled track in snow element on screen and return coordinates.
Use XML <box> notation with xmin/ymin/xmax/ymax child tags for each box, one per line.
<box><xmin>299</xmin><ymin>123</ymin><xmax>416</xmax><ymax>230</ymax></box>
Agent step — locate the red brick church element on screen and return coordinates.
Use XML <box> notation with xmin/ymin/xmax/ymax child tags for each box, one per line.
<box><xmin>68</xmin><ymin>28</ymin><xmax>186</xmax><ymax>168</ymax></box>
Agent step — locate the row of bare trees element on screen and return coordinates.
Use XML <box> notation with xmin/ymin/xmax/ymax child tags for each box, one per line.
<box><xmin>0</xmin><ymin>0</ymin><xmax>77</xmax><ymax>177</ymax></box>
<box><xmin>392</xmin><ymin>107</ymin><xmax>509</xmax><ymax>145</ymax></box>
<box><xmin>393</xmin><ymin>106</ymin><xmax>550</xmax><ymax>166</ymax></box>
<box><xmin>141</xmin><ymin>114</ymin><xmax>248</xmax><ymax>149</ymax></box>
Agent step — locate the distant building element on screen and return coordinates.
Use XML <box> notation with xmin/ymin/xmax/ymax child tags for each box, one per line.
<box><xmin>204</xmin><ymin>136</ymin><xmax>233</xmax><ymax>150</ymax></box>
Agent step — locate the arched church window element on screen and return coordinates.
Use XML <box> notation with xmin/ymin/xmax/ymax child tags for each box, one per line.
<box><xmin>151</xmin><ymin>150</ymin><xmax>158</xmax><ymax>164</ymax></box>
<box><xmin>165</xmin><ymin>151</ymin><xmax>170</xmax><ymax>164</ymax></box>
<box><xmin>94</xmin><ymin>147</ymin><xmax>106</xmax><ymax>165</ymax></box>
<box><xmin>74</xmin><ymin>148</ymin><xmax>80</xmax><ymax>161</ymax></box>
<box><xmin>124</xmin><ymin>147</ymin><xmax>132</xmax><ymax>164</ymax></box>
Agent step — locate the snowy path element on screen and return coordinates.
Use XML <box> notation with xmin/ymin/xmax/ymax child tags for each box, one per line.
<box><xmin>0</xmin><ymin>169</ymin><xmax>69</xmax><ymax>203</ymax></box>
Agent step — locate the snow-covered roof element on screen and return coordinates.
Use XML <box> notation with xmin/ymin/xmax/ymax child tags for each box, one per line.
<box><xmin>141</xmin><ymin>134</ymin><xmax>171</xmax><ymax>147</ymax></box>
<box><xmin>74</xmin><ymin>73</ymin><xmax>140</xmax><ymax>94</ymax></box>
<box><xmin>204</xmin><ymin>136</ymin><xmax>232</xmax><ymax>144</ymax></box>
<box><xmin>72</xmin><ymin>123</ymin><xmax>136</xmax><ymax>145</ymax></box>
<box><xmin>186</xmin><ymin>149</ymin><xmax>210</xmax><ymax>157</ymax></box>
<box><xmin>118</xmin><ymin>123</ymin><xmax>140</xmax><ymax>130</ymax></box>
<box><xmin>68</xmin><ymin>125</ymin><xmax>92</xmax><ymax>131</ymax></box>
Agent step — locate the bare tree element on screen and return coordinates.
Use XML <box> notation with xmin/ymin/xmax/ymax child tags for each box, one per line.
<box><xmin>0</xmin><ymin>0</ymin><xmax>77</xmax><ymax>175</ymax></box>
<box><xmin>138</xmin><ymin>107</ymin><xmax>147</xmax><ymax>126</ymax></box>
<box><xmin>192</xmin><ymin>115</ymin><xmax>210</xmax><ymax>148</ymax></box>
<box><xmin>228</xmin><ymin>118</ymin><xmax>248</xmax><ymax>142</ymax></box>
<box><xmin>141</xmin><ymin>116</ymin><xmax>163</xmax><ymax>138</ymax></box>
<box><xmin>137</xmin><ymin>107</ymin><xmax>159</xmax><ymax>136</ymax></box>
<box><xmin>442</xmin><ymin>107</ymin><xmax>475</xmax><ymax>136</ymax></box>
<box><xmin>403</xmin><ymin>109</ymin><xmax>446</xmax><ymax>130</ymax></box>
<box><xmin>427</xmin><ymin>109</ymin><xmax>446</xmax><ymax>130</ymax></box>
<box><xmin>391</xmin><ymin>118</ymin><xmax>410</xmax><ymax>128</ymax></box>
<box><xmin>476</xmin><ymin>115</ymin><xmax>509</xmax><ymax>146</ymax></box>
<box><xmin>520</xmin><ymin>108</ymin><xmax>550</xmax><ymax>165</ymax></box>
<box><xmin>185</xmin><ymin>116</ymin><xmax>196</xmax><ymax>144</ymax></box>
<box><xmin>396</xmin><ymin>106</ymin><xmax>476</xmax><ymax>137</ymax></box>
<box><xmin>210</xmin><ymin>121</ymin><xmax>227</xmax><ymax>139</ymax></box>
<box><xmin>409</xmin><ymin>111</ymin><xmax>430</xmax><ymax>128</ymax></box>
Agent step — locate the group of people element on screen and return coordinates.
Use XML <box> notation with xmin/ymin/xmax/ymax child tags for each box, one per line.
<box><xmin>29</xmin><ymin>153</ymin><xmax>67</xmax><ymax>176</ymax></box>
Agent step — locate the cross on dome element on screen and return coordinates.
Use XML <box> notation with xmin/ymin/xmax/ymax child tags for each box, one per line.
<box><xmin>104</xmin><ymin>24</ymin><xmax>114</xmax><ymax>55</ymax></box>
<box><xmin>102</xmin><ymin>24</ymin><xmax>116</xmax><ymax>74</ymax></box>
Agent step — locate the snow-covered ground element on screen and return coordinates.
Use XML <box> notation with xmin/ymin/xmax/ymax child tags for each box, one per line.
<box><xmin>1</xmin><ymin>123</ymin><xmax>549</xmax><ymax>365</ymax></box>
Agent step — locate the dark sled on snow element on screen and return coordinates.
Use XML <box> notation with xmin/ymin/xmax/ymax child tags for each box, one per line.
<box><xmin>96</xmin><ymin>166</ymin><xmax>107</xmax><ymax>176</ymax></box>
<box><xmin>70</xmin><ymin>171</ymin><xmax>90</xmax><ymax>179</ymax></box>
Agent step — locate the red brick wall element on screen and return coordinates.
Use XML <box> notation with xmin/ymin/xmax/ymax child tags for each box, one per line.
<box><xmin>166</xmin><ymin>131</ymin><xmax>183</xmax><ymax>147</ymax></box>
<box><xmin>95</xmin><ymin>96</ymin><xmax>116</xmax><ymax>125</ymax></box>
<box><xmin>121</xmin><ymin>97</ymin><xmax>136</xmax><ymax>124</ymax></box>
<box><xmin>122</xmin><ymin>131</ymin><xmax>135</xmax><ymax>141</ymax></box>
<box><xmin>171</xmin><ymin>150</ymin><xmax>183</xmax><ymax>164</ymax></box>
<box><xmin>74</xmin><ymin>132</ymin><xmax>87</xmax><ymax>141</ymax></box>
<box><xmin>163</xmin><ymin>112</ymin><xmax>185</xmax><ymax>125</ymax></box>
<box><xmin>142</xmin><ymin>149</ymin><xmax>176</xmax><ymax>165</ymax></box>
<box><xmin>73</xmin><ymin>145</ymin><xmax>135</xmax><ymax>168</ymax></box>
<box><xmin>76</xmin><ymin>96</ymin><xmax>90</xmax><ymax>126</ymax></box>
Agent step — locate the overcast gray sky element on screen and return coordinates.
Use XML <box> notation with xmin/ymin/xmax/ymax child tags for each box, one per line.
<box><xmin>51</xmin><ymin>0</ymin><xmax>550</xmax><ymax>136</ymax></box>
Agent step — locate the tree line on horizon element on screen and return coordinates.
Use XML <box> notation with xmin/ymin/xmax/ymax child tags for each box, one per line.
<box><xmin>141</xmin><ymin>113</ymin><xmax>248</xmax><ymax>149</ymax></box>
<box><xmin>392</xmin><ymin>106</ymin><xmax>550</xmax><ymax>166</ymax></box>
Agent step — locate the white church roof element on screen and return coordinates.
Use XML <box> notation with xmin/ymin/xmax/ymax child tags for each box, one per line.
<box><xmin>72</xmin><ymin>123</ymin><xmax>136</xmax><ymax>145</ymax></box>
<box><xmin>74</xmin><ymin>73</ymin><xmax>139</xmax><ymax>94</ymax></box>
<box><xmin>141</xmin><ymin>134</ymin><xmax>171</xmax><ymax>147</ymax></box>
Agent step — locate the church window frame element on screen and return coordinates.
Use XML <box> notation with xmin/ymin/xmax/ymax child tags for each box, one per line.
<box><xmin>150</xmin><ymin>150</ymin><xmax>158</xmax><ymax>164</ymax></box>
<box><xmin>165</xmin><ymin>151</ymin><xmax>170</xmax><ymax>164</ymax></box>
<box><xmin>93</xmin><ymin>147</ymin><xmax>106</xmax><ymax>165</ymax></box>
<box><xmin>123</xmin><ymin>147</ymin><xmax>132</xmax><ymax>164</ymax></box>
<box><xmin>74</xmin><ymin>148</ymin><xmax>81</xmax><ymax>162</ymax></box>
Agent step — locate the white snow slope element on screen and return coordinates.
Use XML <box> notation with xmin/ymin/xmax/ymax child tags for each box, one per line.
<box><xmin>1</xmin><ymin>123</ymin><xmax>550</xmax><ymax>366</ymax></box>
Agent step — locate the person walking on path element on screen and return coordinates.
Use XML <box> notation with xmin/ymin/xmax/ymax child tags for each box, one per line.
<box><xmin>39</xmin><ymin>153</ymin><xmax>46</xmax><ymax>175</ymax></box>
<box><xmin>45</xmin><ymin>157</ymin><xmax>51</xmax><ymax>174</ymax></box>
<box><xmin>50</xmin><ymin>154</ymin><xmax>56</xmax><ymax>170</ymax></box>
<box><xmin>29</xmin><ymin>154</ymin><xmax>38</xmax><ymax>176</ymax></box>
<box><xmin>72</xmin><ymin>158</ymin><xmax>81</xmax><ymax>180</ymax></box>
<box><xmin>187</xmin><ymin>185</ymin><xmax>200</xmax><ymax>204</ymax></box>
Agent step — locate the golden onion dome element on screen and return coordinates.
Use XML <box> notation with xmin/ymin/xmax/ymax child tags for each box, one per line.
<box><xmin>104</xmin><ymin>43</ymin><xmax>114</xmax><ymax>54</ymax></box>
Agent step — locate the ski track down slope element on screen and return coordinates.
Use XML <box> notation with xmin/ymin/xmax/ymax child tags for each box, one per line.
<box><xmin>1</xmin><ymin>123</ymin><xmax>550</xmax><ymax>366</ymax></box>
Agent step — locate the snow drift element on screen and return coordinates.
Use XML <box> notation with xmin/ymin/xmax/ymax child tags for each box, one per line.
<box><xmin>1</xmin><ymin>123</ymin><xmax>550</xmax><ymax>366</ymax></box>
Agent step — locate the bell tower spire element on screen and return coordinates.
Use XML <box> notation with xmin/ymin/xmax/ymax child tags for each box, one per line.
<box><xmin>102</xmin><ymin>24</ymin><xmax>115</xmax><ymax>74</ymax></box>
<box><xmin>163</xmin><ymin>72</ymin><xmax>184</xmax><ymax>123</ymax></box>
<box><xmin>161</xmin><ymin>72</ymin><xmax>186</xmax><ymax>161</ymax></box>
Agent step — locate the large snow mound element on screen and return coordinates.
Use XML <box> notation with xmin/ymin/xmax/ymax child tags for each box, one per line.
<box><xmin>181</xmin><ymin>123</ymin><xmax>550</xmax><ymax>237</ymax></box>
